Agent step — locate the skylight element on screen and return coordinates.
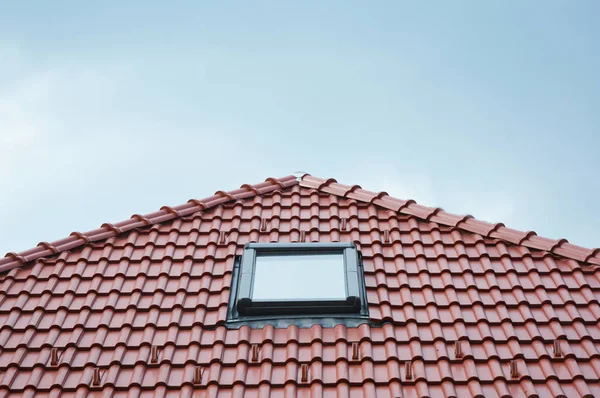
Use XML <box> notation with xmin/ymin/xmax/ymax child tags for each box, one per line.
<box><xmin>227</xmin><ymin>242</ymin><xmax>368</xmax><ymax>325</ymax></box>
<box><xmin>252</xmin><ymin>253</ymin><xmax>346</xmax><ymax>301</ymax></box>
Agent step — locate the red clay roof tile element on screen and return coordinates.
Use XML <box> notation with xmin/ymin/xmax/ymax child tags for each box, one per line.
<box><xmin>1</xmin><ymin>174</ymin><xmax>600</xmax><ymax>396</ymax></box>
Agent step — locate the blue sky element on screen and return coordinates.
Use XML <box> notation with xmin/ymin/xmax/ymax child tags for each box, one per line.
<box><xmin>1</xmin><ymin>1</ymin><xmax>599</xmax><ymax>255</ymax></box>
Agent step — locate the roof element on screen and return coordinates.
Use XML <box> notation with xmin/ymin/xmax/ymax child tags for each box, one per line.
<box><xmin>2</xmin><ymin>174</ymin><xmax>598</xmax><ymax>273</ymax></box>
<box><xmin>1</xmin><ymin>174</ymin><xmax>600</xmax><ymax>397</ymax></box>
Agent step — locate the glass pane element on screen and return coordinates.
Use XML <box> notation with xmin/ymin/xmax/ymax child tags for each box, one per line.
<box><xmin>252</xmin><ymin>253</ymin><xmax>346</xmax><ymax>300</ymax></box>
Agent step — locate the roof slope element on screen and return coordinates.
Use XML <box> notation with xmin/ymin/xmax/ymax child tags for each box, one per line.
<box><xmin>2</xmin><ymin>174</ymin><xmax>598</xmax><ymax>273</ymax></box>
<box><xmin>299</xmin><ymin>175</ymin><xmax>600</xmax><ymax>266</ymax></box>
<box><xmin>1</xmin><ymin>175</ymin><xmax>600</xmax><ymax>397</ymax></box>
<box><xmin>0</xmin><ymin>175</ymin><xmax>299</xmax><ymax>273</ymax></box>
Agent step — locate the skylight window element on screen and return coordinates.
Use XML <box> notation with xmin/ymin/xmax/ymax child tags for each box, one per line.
<box><xmin>227</xmin><ymin>242</ymin><xmax>368</xmax><ymax>324</ymax></box>
<box><xmin>252</xmin><ymin>253</ymin><xmax>346</xmax><ymax>300</ymax></box>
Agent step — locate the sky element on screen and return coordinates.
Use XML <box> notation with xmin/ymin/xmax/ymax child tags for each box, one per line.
<box><xmin>1</xmin><ymin>1</ymin><xmax>599</xmax><ymax>256</ymax></box>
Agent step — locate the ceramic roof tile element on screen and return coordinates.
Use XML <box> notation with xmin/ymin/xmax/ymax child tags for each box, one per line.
<box><xmin>1</xmin><ymin>174</ymin><xmax>599</xmax><ymax>397</ymax></box>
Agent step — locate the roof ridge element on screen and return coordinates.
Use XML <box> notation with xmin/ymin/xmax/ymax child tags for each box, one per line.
<box><xmin>299</xmin><ymin>174</ymin><xmax>600</xmax><ymax>266</ymax></box>
<box><xmin>0</xmin><ymin>175</ymin><xmax>299</xmax><ymax>273</ymax></box>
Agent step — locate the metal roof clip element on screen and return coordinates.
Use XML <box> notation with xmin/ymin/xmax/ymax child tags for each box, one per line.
<box><xmin>341</xmin><ymin>218</ymin><xmax>347</xmax><ymax>231</ymax></box>
<box><xmin>260</xmin><ymin>219</ymin><xmax>268</xmax><ymax>232</ymax></box>
<box><xmin>150</xmin><ymin>346</ymin><xmax>160</xmax><ymax>364</ymax></box>
<box><xmin>92</xmin><ymin>368</ymin><xmax>102</xmax><ymax>387</ymax></box>
<box><xmin>553</xmin><ymin>340</ymin><xmax>563</xmax><ymax>358</ymax></box>
<box><xmin>251</xmin><ymin>344</ymin><xmax>260</xmax><ymax>362</ymax></box>
<box><xmin>454</xmin><ymin>341</ymin><xmax>463</xmax><ymax>359</ymax></box>
<box><xmin>404</xmin><ymin>361</ymin><xmax>413</xmax><ymax>380</ymax></box>
<box><xmin>193</xmin><ymin>366</ymin><xmax>204</xmax><ymax>385</ymax></box>
<box><xmin>509</xmin><ymin>360</ymin><xmax>519</xmax><ymax>378</ymax></box>
<box><xmin>50</xmin><ymin>348</ymin><xmax>60</xmax><ymax>366</ymax></box>
<box><xmin>351</xmin><ymin>342</ymin><xmax>360</xmax><ymax>361</ymax></box>
<box><xmin>300</xmin><ymin>363</ymin><xmax>309</xmax><ymax>383</ymax></box>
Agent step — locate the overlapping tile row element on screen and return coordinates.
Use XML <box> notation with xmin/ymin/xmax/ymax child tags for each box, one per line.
<box><xmin>1</xmin><ymin>182</ymin><xmax>600</xmax><ymax>397</ymax></box>
<box><xmin>1</xmin><ymin>322</ymin><xmax>600</xmax><ymax>397</ymax></box>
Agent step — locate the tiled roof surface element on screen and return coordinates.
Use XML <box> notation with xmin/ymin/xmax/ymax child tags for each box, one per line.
<box><xmin>1</xmin><ymin>174</ymin><xmax>600</xmax><ymax>397</ymax></box>
<box><xmin>300</xmin><ymin>176</ymin><xmax>600</xmax><ymax>266</ymax></box>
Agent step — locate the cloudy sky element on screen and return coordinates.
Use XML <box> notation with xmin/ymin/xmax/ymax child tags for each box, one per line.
<box><xmin>1</xmin><ymin>1</ymin><xmax>598</xmax><ymax>256</ymax></box>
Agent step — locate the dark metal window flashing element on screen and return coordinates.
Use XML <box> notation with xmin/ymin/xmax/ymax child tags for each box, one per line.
<box><xmin>226</xmin><ymin>242</ymin><xmax>369</xmax><ymax>328</ymax></box>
